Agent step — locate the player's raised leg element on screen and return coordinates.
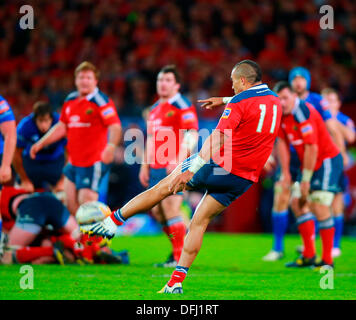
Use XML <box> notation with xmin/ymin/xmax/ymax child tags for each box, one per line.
<box><xmin>158</xmin><ymin>193</ymin><xmax>225</xmax><ymax>293</ymax></box>
<box><xmin>80</xmin><ymin>163</ymin><xmax>186</xmax><ymax>238</ymax></box>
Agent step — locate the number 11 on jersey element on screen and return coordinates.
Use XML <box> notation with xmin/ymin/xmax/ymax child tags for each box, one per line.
<box><xmin>256</xmin><ymin>104</ymin><xmax>278</xmax><ymax>133</ymax></box>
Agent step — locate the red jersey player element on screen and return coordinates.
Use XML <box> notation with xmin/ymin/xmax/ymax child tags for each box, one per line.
<box><xmin>82</xmin><ymin>60</ymin><xmax>282</xmax><ymax>294</ymax></box>
<box><xmin>139</xmin><ymin>65</ymin><xmax>198</xmax><ymax>267</ymax></box>
<box><xmin>30</xmin><ymin>62</ymin><xmax>122</xmax><ymax>215</ymax></box>
<box><xmin>274</xmin><ymin>81</ymin><xmax>343</xmax><ymax>269</ymax></box>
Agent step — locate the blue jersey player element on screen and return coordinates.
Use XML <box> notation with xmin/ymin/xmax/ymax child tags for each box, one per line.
<box><xmin>0</xmin><ymin>95</ymin><xmax>16</xmax><ymax>257</ymax></box>
<box><xmin>13</xmin><ymin>101</ymin><xmax>66</xmax><ymax>193</ymax></box>
<box><xmin>322</xmin><ymin>87</ymin><xmax>355</xmax><ymax>258</ymax></box>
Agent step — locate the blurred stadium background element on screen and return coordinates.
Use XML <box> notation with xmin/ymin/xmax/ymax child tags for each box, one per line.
<box><xmin>1</xmin><ymin>0</ymin><xmax>356</xmax><ymax>236</ymax></box>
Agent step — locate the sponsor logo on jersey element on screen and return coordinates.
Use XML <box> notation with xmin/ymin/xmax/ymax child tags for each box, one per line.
<box><xmin>165</xmin><ymin>110</ymin><xmax>175</xmax><ymax>117</ymax></box>
<box><xmin>301</xmin><ymin>123</ymin><xmax>313</xmax><ymax>136</ymax></box>
<box><xmin>86</xmin><ymin>108</ymin><xmax>94</xmax><ymax>115</ymax></box>
<box><xmin>102</xmin><ymin>107</ymin><xmax>115</xmax><ymax>118</ymax></box>
<box><xmin>182</xmin><ymin>112</ymin><xmax>195</xmax><ymax>122</ymax></box>
<box><xmin>221</xmin><ymin>108</ymin><xmax>231</xmax><ymax>119</ymax></box>
<box><xmin>69</xmin><ymin>115</ymin><xmax>80</xmax><ymax>122</ymax></box>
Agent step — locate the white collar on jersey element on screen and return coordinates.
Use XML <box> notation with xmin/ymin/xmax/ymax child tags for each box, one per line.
<box><xmin>167</xmin><ymin>92</ymin><xmax>181</xmax><ymax>104</ymax></box>
<box><xmin>85</xmin><ymin>87</ymin><xmax>99</xmax><ymax>101</ymax></box>
<box><xmin>291</xmin><ymin>97</ymin><xmax>301</xmax><ymax>115</ymax></box>
<box><xmin>246</xmin><ymin>83</ymin><xmax>268</xmax><ymax>91</ymax></box>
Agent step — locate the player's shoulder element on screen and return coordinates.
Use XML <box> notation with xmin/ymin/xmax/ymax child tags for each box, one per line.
<box><xmin>17</xmin><ymin>113</ymin><xmax>35</xmax><ymax>131</ymax></box>
<box><xmin>0</xmin><ymin>95</ymin><xmax>13</xmax><ymax>112</ymax></box>
<box><xmin>292</xmin><ymin>99</ymin><xmax>312</xmax><ymax>123</ymax></box>
<box><xmin>230</xmin><ymin>84</ymin><xmax>278</xmax><ymax>104</ymax></box>
<box><xmin>88</xmin><ymin>88</ymin><xmax>111</xmax><ymax>107</ymax></box>
<box><xmin>337</xmin><ymin>111</ymin><xmax>352</xmax><ymax>125</ymax></box>
<box><xmin>0</xmin><ymin>95</ymin><xmax>9</xmax><ymax>104</ymax></box>
<box><xmin>170</xmin><ymin>93</ymin><xmax>193</xmax><ymax>110</ymax></box>
<box><xmin>64</xmin><ymin>90</ymin><xmax>80</xmax><ymax>102</ymax></box>
<box><xmin>307</xmin><ymin>92</ymin><xmax>323</xmax><ymax>107</ymax></box>
<box><xmin>308</xmin><ymin>91</ymin><xmax>322</xmax><ymax>101</ymax></box>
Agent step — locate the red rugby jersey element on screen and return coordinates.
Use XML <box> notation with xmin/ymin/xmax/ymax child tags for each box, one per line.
<box><xmin>147</xmin><ymin>93</ymin><xmax>198</xmax><ymax>169</ymax></box>
<box><xmin>213</xmin><ymin>84</ymin><xmax>282</xmax><ymax>182</ymax></box>
<box><xmin>60</xmin><ymin>87</ymin><xmax>121</xmax><ymax>167</ymax></box>
<box><xmin>278</xmin><ymin>98</ymin><xmax>339</xmax><ymax>171</ymax></box>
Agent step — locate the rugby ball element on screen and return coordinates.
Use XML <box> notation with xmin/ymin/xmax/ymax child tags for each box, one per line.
<box><xmin>75</xmin><ymin>201</ymin><xmax>112</xmax><ymax>225</ymax></box>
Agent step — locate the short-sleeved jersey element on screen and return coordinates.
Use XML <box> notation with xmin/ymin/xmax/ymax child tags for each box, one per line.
<box><xmin>17</xmin><ymin>112</ymin><xmax>66</xmax><ymax>161</ymax></box>
<box><xmin>305</xmin><ymin>92</ymin><xmax>332</xmax><ymax>121</ymax></box>
<box><xmin>60</xmin><ymin>87</ymin><xmax>121</xmax><ymax>167</ymax></box>
<box><xmin>213</xmin><ymin>84</ymin><xmax>282</xmax><ymax>182</ymax></box>
<box><xmin>278</xmin><ymin>98</ymin><xmax>340</xmax><ymax>171</ymax></box>
<box><xmin>0</xmin><ymin>95</ymin><xmax>16</xmax><ymax>155</ymax></box>
<box><xmin>147</xmin><ymin>93</ymin><xmax>198</xmax><ymax>169</ymax></box>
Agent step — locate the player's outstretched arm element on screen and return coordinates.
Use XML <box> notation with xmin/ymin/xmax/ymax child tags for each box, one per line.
<box><xmin>198</xmin><ymin>97</ymin><xmax>232</xmax><ymax>110</ymax></box>
<box><xmin>30</xmin><ymin>121</ymin><xmax>67</xmax><ymax>159</ymax></box>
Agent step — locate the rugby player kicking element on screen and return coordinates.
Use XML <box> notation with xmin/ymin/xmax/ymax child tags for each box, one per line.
<box><xmin>81</xmin><ymin>60</ymin><xmax>282</xmax><ymax>294</ymax></box>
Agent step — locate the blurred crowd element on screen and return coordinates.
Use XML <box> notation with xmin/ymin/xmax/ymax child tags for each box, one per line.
<box><xmin>0</xmin><ymin>0</ymin><xmax>356</xmax><ymax>123</ymax></box>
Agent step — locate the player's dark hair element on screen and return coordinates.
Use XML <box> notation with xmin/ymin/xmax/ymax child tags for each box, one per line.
<box><xmin>273</xmin><ymin>81</ymin><xmax>292</xmax><ymax>93</ymax></box>
<box><xmin>233</xmin><ymin>60</ymin><xmax>262</xmax><ymax>84</ymax></box>
<box><xmin>159</xmin><ymin>64</ymin><xmax>181</xmax><ymax>84</ymax></box>
<box><xmin>33</xmin><ymin>101</ymin><xmax>53</xmax><ymax>120</ymax></box>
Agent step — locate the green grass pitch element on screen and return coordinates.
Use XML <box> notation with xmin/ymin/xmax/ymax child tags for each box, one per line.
<box><xmin>0</xmin><ymin>233</ymin><xmax>355</xmax><ymax>300</ymax></box>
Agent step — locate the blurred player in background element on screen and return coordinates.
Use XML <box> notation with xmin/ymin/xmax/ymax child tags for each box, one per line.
<box><xmin>289</xmin><ymin>67</ymin><xmax>346</xmax><ymax>162</ymax></box>
<box><xmin>0</xmin><ymin>95</ymin><xmax>16</xmax><ymax>257</ymax></box>
<box><xmin>13</xmin><ymin>101</ymin><xmax>66</xmax><ymax>194</ymax></box>
<box><xmin>0</xmin><ymin>186</ymin><xmax>78</xmax><ymax>264</ymax></box>
<box><xmin>275</xmin><ymin>82</ymin><xmax>342</xmax><ymax>269</ymax></box>
<box><xmin>30</xmin><ymin>62</ymin><xmax>122</xmax><ymax>216</ymax></box>
<box><xmin>262</xmin><ymin>67</ymin><xmax>347</xmax><ymax>261</ymax></box>
<box><xmin>82</xmin><ymin>60</ymin><xmax>282</xmax><ymax>294</ymax></box>
<box><xmin>322</xmin><ymin>88</ymin><xmax>355</xmax><ymax>257</ymax></box>
<box><xmin>0</xmin><ymin>186</ymin><xmax>127</xmax><ymax>265</ymax></box>
<box><xmin>140</xmin><ymin>65</ymin><xmax>198</xmax><ymax>267</ymax></box>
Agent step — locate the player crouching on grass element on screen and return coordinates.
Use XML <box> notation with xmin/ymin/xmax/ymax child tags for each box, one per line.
<box><xmin>81</xmin><ymin>60</ymin><xmax>282</xmax><ymax>294</ymax></box>
<box><xmin>0</xmin><ymin>186</ymin><xmax>80</xmax><ymax>264</ymax></box>
<box><xmin>274</xmin><ymin>81</ymin><xmax>343</xmax><ymax>269</ymax></box>
<box><xmin>0</xmin><ymin>186</ymin><xmax>128</xmax><ymax>265</ymax></box>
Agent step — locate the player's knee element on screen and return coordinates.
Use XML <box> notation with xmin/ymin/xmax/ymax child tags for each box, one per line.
<box><xmin>310</xmin><ymin>191</ymin><xmax>334</xmax><ymax>206</ymax></box>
